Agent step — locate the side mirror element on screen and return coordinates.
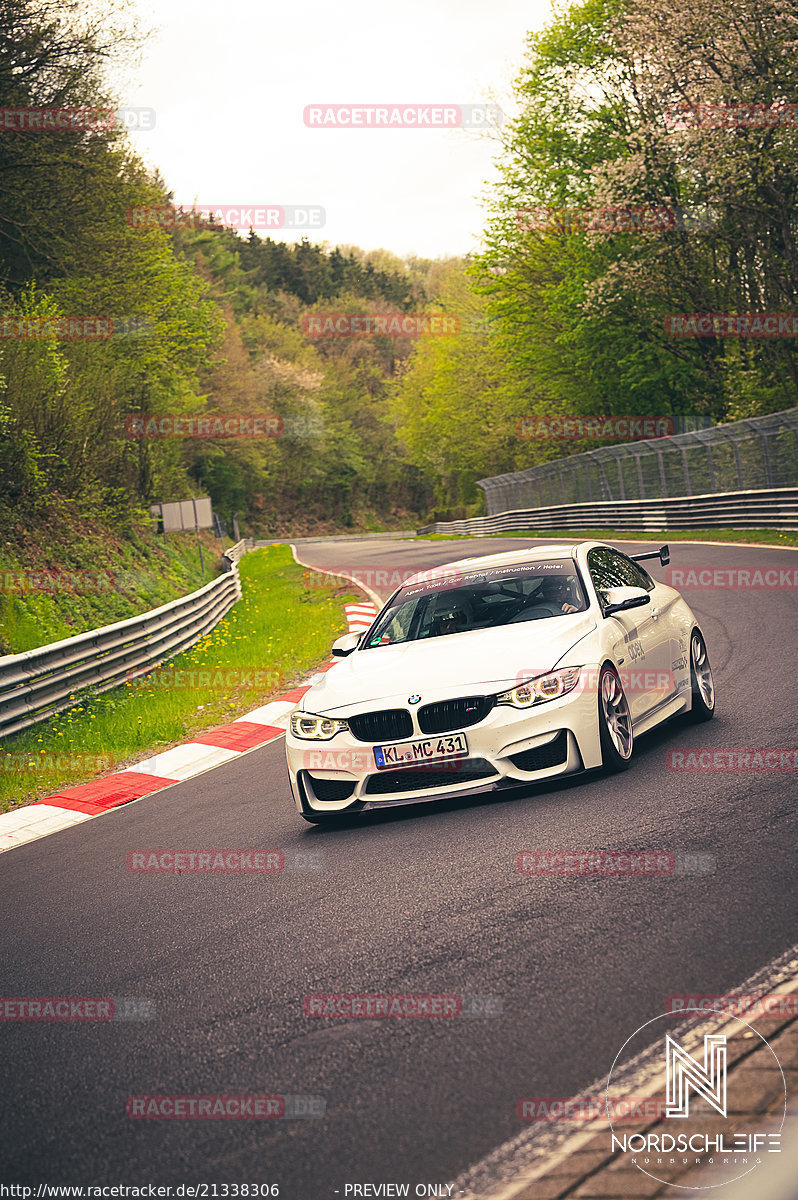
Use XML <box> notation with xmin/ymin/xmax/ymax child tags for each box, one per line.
<box><xmin>331</xmin><ymin>631</ymin><xmax>361</xmax><ymax>657</ymax></box>
<box><xmin>601</xmin><ymin>586</ymin><xmax>652</xmax><ymax>617</ymax></box>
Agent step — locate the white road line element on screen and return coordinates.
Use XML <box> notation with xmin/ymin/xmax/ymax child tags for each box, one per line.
<box><xmin>290</xmin><ymin>544</ymin><xmax>384</xmax><ymax>608</ymax></box>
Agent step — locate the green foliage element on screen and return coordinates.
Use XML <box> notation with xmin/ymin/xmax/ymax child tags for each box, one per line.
<box><xmin>5</xmin><ymin>0</ymin><xmax>795</xmax><ymax>536</ymax></box>
<box><xmin>390</xmin><ymin>0</ymin><xmax>798</xmax><ymax>509</ymax></box>
<box><xmin>0</xmin><ymin>0</ymin><xmax>438</xmax><ymax>538</ymax></box>
<box><xmin>474</xmin><ymin>0</ymin><xmax>798</xmax><ymax>425</ymax></box>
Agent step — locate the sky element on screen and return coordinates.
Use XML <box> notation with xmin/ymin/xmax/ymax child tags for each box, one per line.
<box><xmin>115</xmin><ymin>0</ymin><xmax>555</xmax><ymax>260</ymax></box>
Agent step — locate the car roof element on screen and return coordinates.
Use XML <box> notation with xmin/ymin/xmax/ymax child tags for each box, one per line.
<box><xmin>403</xmin><ymin>542</ymin><xmax>606</xmax><ymax>587</ymax></box>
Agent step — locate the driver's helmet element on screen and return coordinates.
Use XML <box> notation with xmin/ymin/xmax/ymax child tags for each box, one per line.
<box><xmin>431</xmin><ymin>593</ymin><xmax>470</xmax><ymax>635</ymax></box>
<box><xmin>539</xmin><ymin>574</ymin><xmax>576</xmax><ymax>607</ymax></box>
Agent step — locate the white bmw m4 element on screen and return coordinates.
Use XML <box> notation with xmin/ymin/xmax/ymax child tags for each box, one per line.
<box><xmin>285</xmin><ymin>542</ymin><xmax>715</xmax><ymax>823</ymax></box>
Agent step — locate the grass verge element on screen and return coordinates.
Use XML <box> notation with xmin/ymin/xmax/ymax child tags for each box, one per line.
<box><xmin>415</xmin><ymin>528</ymin><xmax>798</xmax><ymax>547</ymax></box>
<box><xmin>0</xmin><ymin>523</ymin><xmax>222</xmax><ymax>655</ymax></box>
<box><xmin>0</xmin><ymin>546</ymin><xmax>360</xmax><ymax>813</ymax></box>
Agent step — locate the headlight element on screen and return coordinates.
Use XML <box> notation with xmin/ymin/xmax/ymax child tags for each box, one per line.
<box><xmin>289</xmin><ymin>711</ymin><xmax>349</xmax><ymax>740</ymax></box>
<box><xmin>496</xmin><ymin>667</ymin><xmax>582</xmax><ymax>708</ymax></box>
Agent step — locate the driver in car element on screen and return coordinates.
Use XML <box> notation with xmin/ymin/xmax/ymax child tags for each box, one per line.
<box><xmin>537</xmin><ymin>576</ymin><xmax>580</xmax><ymax>614</ymax></box>
<box><xmin>429</xmin><ymin>594</ymin><xmax>472</xmax><ymax>636</ymax></box>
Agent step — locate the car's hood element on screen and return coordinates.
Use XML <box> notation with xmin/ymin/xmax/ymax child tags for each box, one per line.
<box><xmin>301</xmin><ymin>615</ymin><xmax>597</xmax><ymax>714</ymax></box>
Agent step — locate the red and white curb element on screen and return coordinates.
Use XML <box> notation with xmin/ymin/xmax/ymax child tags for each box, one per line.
<box><xmin>0</xmin><ymin>601</ymin><xmax>378</xmax><ymax>855</ymax></box>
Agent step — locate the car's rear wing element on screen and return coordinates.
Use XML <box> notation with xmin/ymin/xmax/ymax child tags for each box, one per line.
<box><xmin>630</xmin><ymin>544</ymin><xmax>670</xmax><ymax>566</ymax></box>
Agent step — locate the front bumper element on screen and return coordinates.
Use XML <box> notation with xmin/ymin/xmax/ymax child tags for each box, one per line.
<box><xmin>285</xmin><ymin>681</ymin><xmax>602</xmax><ymax>816</ymax></box>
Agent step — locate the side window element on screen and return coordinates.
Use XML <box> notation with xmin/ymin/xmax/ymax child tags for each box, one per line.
<box><xmin>366</xmin><ymin>599</ymin><xmax>416</xmax><ymax>646</ymax></box>
<box><xmin>630</xmin><ymin>559</ymin><xmax>655</xmax><ymax>591</ymax></box>
<box><xmin>588</xmin><ymin>549</ymin><xmax>622</xmax><ymax>592</ymax></box>
<box><xmin>588</xmin><ymin>549</ymin><xmax>653</xmax><ymax>594</ymax></box>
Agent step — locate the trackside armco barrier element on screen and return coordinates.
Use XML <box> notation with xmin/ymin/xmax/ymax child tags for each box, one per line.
<box><xmin>0</xmin><ymin>542</ymin><xmax>249</xmax><ymax>740</ymax></box>
<box><xmin>417</xmin><ymin>487</ymin><xmax>798</xmax><ymax>535</ymax></box>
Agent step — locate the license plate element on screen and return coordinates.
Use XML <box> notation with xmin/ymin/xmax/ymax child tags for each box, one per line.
<box><xmin>373</xmin><ymin>732</ymin><xmax>469</xmax><ymax>770</ymax></box>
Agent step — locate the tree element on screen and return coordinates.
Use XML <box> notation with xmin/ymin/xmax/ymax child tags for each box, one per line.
<box><xmin>475</xmin><ymin>0</ymin><xmax>798</xmax><ymax>427</ymax></box>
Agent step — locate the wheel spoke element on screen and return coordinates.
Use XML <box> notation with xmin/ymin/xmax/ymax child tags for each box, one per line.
<box><xmin>601</xmin><ymin>668</ymin><xmax>633</xmax><ymax>758</ymax></box>
<box><xmin>691</xmin><ymin>634</ymin><xmax>714</xmax><ymax>708</ymax></box>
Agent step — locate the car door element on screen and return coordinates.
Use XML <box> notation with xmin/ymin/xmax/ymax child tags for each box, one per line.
<box><xmin>623</xmin><ymin>555</ymin><xmax>681</xmax><ymax>704</ymax></box>
<box><xmin>586</xmin><ymin>548</ymin><xmax>671</xmax><ymax>719</ymax></box>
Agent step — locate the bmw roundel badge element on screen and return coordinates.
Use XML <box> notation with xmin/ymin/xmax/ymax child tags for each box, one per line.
<box><xmin>408</xmin><ymin>694</ymin><xmax>422</xmax><ymax>704</ymax></box>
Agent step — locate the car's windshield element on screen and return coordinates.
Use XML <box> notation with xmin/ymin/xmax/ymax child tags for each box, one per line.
<box><xmin>363</xmin><ymin>560</ymin><xmax>587</xmax><ymax>648</ymax></box>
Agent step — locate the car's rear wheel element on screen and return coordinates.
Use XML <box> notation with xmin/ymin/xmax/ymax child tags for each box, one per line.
<box><xmin>686</xmin><ymin>629</ymin><xmax>715</xmax><ymax>722</ymax></box>
<box><xmin>598</xmin><ymin>664</ymin><xmax>634</xmax><ymax>771</ymax></box>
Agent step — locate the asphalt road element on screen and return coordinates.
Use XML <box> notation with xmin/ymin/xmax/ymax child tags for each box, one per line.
<box><xmin>2</xmin><ymin>536</ymin><xmax>797</xmax><ymax>1197</ymax></box>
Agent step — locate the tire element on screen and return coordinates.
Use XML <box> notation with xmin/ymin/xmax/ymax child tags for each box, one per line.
<box><xmin>598</xmin><ymin>664</ymin><xmax>634</xmax><ymax>772</ymax></box>
<box><xmin>686</xmin><ymin>629</ymin><xmax>715</xmax><ymax>722</ymax></box>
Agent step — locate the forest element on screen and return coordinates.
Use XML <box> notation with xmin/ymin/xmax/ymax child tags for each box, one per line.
<box><xmin>1</xmin><ymin>0</ymin><xmax>795</xmax><ymax>540</ymax></box>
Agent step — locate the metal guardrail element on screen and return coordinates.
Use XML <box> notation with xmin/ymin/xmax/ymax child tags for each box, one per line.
<box><xmin>222</xmin><ymin>537</ymin><xmax>251</xmax><ymax>567</ymax></box>
<box><xmin>417</xmin><ymin>487</ymin><xmax>798</xmax><ymax>536</ymax></box>
<box><xmin>0</xmin><ymin>550</ymin><xmax>246</xmax><ymax>740</ymax></box>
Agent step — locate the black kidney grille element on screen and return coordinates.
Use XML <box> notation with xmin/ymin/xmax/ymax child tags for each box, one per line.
<box><xmin>417</xmin><ymin>696</ymin><xmax>495</xmax><ymax>735</ymax></box>
<box><xmin>348</xmin><ymin>709</ymin><xmax>413</xmax><ymax>743</ymax></box>
<box><xmin>508</xmin><ymin>731</ymin><xmax>568</xmax><ymax>772</ymax></box>
<box><xmin>365</xmin><ymin>759</ymin><xmax>497</xmax><ymax>795</ymax></box>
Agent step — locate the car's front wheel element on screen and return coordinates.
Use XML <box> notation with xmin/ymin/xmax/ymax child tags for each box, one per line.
<box><xmin>598</xmin><ymin>664</ymin><xmax>634</xmax><ymax>771</ymax></box>
<box><xmin>686</xmin><ymin>629</ymin><xmax>715</xmax><ymax>722</ymax></box>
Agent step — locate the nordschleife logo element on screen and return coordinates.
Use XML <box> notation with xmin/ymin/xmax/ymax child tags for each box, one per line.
<box><xmin>665</xmin><ymin>1033</ymin><xmax>727</xmax><ymax>1118</ymax></box>
<box><xmin>606</xmin><ymin>1010</ymin><xmax>785</xmax><ymax>1189</ymax></box>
